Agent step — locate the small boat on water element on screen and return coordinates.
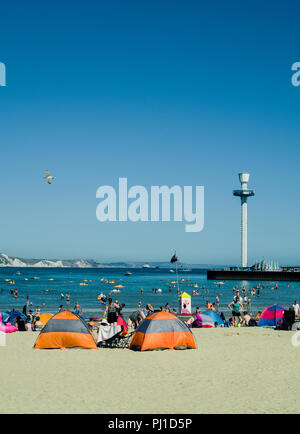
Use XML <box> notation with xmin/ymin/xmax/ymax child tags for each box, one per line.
<box><xmin>125</xmin><ymin>271</ymin><xmax>132</xmax><ymax>276</ymax></box>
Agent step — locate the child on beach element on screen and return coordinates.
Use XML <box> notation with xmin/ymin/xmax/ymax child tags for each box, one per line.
<box><xmin>25</xmin><ymin>318</ymin><xmax>32</xmax><ymax>331</ymax></box>
<box><xmin>33</xmin><ymin>317</ymin><xmax>43</xmax><ymax>331</ymax></box>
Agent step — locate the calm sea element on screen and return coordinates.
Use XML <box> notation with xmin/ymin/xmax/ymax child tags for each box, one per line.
<box><xmin>0</xmin><ymin>267</ymin><xmax>298</xmax><ymax>319</ymax></box>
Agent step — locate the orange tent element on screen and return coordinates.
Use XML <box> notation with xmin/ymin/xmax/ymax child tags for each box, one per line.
<box><xmin>129</xmin><ymin>311</ymin><xmax>197</xmax><ymax>351</ymax></box>
<box><xmin>33</xmin><ymin>310</ymin><xmax>97</xmax><ymax>349</ymax></box>
<box><xmin>38</xmin><ymin>313</ymin><xmax>53</xmax><ymax>327</ymax></box>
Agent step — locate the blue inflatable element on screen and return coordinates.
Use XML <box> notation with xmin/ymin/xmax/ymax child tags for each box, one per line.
<box><xmin>203</xmin><ymin>310</ymin><xmax>224</xmax><ymax>326</ymax></box>
<box><xmin>5</xmin><ymin>310</ymin><xmax>27</xmax><ymax>324</ymax></box>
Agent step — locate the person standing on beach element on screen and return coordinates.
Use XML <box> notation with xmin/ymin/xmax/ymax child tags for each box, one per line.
<box><xmin>34</xmin><ymin>306</ymin><xmax>41</xmax><ymax>317</ymax></box>
<box><xmin>293</xmin><ymin>300</ymin><xmax>299</xmax><ymax>315</ymax></box>
<box><xmin>228</xmin><ymin>299</ymin><xmax>243</xmax><ymax>326</ymax></box>
<box><xmin>104</xmin><ymin>298</ymin><xmax>118</xmax><ymax>325</ymax></box>
<box><xmin>216</xmin><ymin>296</ymin><xmax>220</xmax><ymax>313</ymax></box>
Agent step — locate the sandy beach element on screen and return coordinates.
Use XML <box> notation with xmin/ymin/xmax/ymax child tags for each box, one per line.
<box><xmin>0</xmin><ymin>327</ymin><xmax>299</xmax><ymax>414</ymax></box>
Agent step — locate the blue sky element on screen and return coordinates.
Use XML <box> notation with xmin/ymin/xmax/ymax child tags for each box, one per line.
<box><xmin>0</xmin><ymin>0</ymin><xmax>300</xmax><ymax>265</ymax></box>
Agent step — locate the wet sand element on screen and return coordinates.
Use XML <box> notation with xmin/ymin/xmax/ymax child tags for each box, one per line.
<box><xmin>0</xmin><ymin>328</ymin><xmax>299</xmax><ymax>414</ymax></box>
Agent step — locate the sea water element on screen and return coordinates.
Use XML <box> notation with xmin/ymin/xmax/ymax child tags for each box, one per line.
<box><xmin>0</xmin><ymin>267</ymin><xmax>298</xmax><ymax>319</ymax></box>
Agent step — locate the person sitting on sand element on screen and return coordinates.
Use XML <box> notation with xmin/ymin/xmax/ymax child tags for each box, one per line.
<box><xmin>145</xmin><ymin>304</ymin><xmax>154</xmax><ymax>317</ymax></box>
<box><xmin>88</xmin><ymin>319</ymin><xmax>99</xmax><ymax>332</ymax></box>
<box><xmin>34</xmin><ymin>316</ymin><xmax>43</xmax><ymax>331</ymax></box>
<box><xmin>192</xmin><ymin>310</ymin><xmax>202</xmax><ymax>328</ymax></box>
<box><xmin>228</xmin><ymin>299</ymin><xmax>243</xmax><ymax>326</ymax></box>
<box><xmin>25</xmin><ymin>318</ymin><xmax>32</xmax><ymax>331</ymax></box>
<box><xmin>181</xmin><ymin>304</ymin><xmax>189</xmax><ymax>314</ymax></box>
<box><xmin>281</xmin><ymin>307</ymin><xmax>296</xmax><ymax>331</ymax></box>
<box><xmin>16</xmin><ymin>316</ymin><xmax>26</xmax><ymax>332</ymax></box>
<box><xmin>129</xmin><ymin>309</ymin><xmax>146</xmax><ymax>329</ymax></box>
<box><xmin>254</xmin><ymin>311</ymin><xmax>262</xmax><ymax>323</ymax></box>
<box><xmin>243</xmin><ymin>311</ymin><xmax>251</xmax><ymax>326</ymax></box>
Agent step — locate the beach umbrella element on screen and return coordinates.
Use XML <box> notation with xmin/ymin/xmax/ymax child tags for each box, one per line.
<box><xmin>203</xmin><ymin>310</ymin><xmax>224</xmax><ymax>326</ymax></box>
<box><xmin>258</xmin><ymin>304</ymin><xmax>286</xmax><ymax>327</ymax></box>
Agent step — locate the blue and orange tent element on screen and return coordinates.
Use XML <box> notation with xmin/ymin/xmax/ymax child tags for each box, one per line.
<box><xmin>258</xmin><ymin>304</ymin><xmax>286</xmax><ymax>327</ymax></box>
<box><xmin>129</xmin><ymin>311</ymin><xmax>197</xmax><ymax>351</ymax></box>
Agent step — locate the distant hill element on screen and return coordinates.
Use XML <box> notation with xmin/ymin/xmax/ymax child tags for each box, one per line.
<box><xmin>0</xmin><ymin>252</ymin><xmax>229</xmax><ymax>269</ymax></box>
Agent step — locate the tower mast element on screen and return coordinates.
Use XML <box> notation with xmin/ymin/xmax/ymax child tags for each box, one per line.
<box><xmin>233</xmin><ymin>173</ymin><xmax>255</xmax><ymax>267</ymax></box>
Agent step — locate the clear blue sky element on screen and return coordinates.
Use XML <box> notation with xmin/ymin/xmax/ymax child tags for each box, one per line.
<box><xmin>0</xmin><ymin>0</ymin><xmax>300</xmax><ymax>265</ymax></box>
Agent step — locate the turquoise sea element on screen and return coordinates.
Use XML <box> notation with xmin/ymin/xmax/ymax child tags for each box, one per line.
<box><xmin>0</xmin><ymin>267</ymin><xmax>299</xmax><ymax>319</ymax></box>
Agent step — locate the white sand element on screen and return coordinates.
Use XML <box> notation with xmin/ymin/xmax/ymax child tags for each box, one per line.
<box><xmin>0</xmin><ymin>328</ymin><xmax>299</xmax><ymax>414</ymax></box>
